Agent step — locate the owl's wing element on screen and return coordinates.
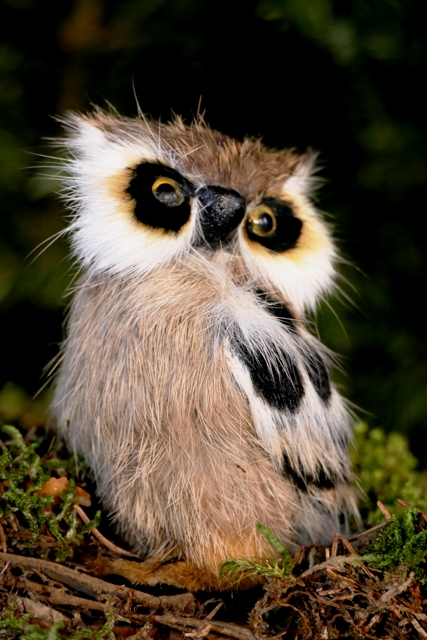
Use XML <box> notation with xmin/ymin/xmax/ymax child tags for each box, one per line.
<box><xmin>225</xmin><ymin>291</ymin><xmax>352</xmax><ymax>493</ymax></box>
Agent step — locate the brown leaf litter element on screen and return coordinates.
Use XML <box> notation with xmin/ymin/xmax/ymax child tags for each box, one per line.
<box><xmin>1</xmin><ymin>526</ymin><xmax>427</xmax><ymax>639</ymax></box>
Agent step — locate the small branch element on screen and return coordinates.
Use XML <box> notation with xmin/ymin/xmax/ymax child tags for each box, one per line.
<box><xmin>397</xmin><ymin>498</ymin><xmax>414</xmax><ymax>510</ymax></box>
<box><xmin>377</xmin><ymin>501</ymin><xmax>391</xmax><ymax>521</ymax></box>
<box><xmin>397</xmin><ymin>498</ymin><xmax>427</xmax><ymax>524</ymax></box>
<box><xmin>24</xmin><ymin>579</ymin><xmax>108</xmax><ymax>612</ymax></box>
<box><xmin>0</xmin><ymin>521</ymin><xmax>7</xmax><ymax>553</ymax></box>
<box><xmin>340</xmin><ymin>537</ymin><xmax>377</xmax><ymax>580</ymax></box>
<box><xmin>0</xmin><ymin>551</ymin><xmax>194</xmax><ymax>611</ymax></box>
<box><xmin>331</xmin><ymin>533</ymin><xmax>340</xmax><ymax>558</ymax></box>
<box><xmin>73</xmin><ymin>504</ymin><xmax>140</xmax><ymax>558</ymax></box>
<box><xmin>378</xmin><ymin>574</ymin><xmax>413</xmax><ymax>604</ymax></box>
<box><xmin>412</xmin><ymin>616</ymin><xmax>427</xmax><ymax>638</ymax></box>
<box><xmin>347</xmin><ymin>521</ymin><xmax>388</xmax><ymax>541</ymax></box>
<box><xmin>341</xmin><ymin>537</ymin><xmax>356</xmax><ymax>555</ymax></box>
<box><xmin>299</xmin><ymin>554</ymin><xmax>364</xmax><ymax>580</ymax></box>
<box><xmin>185</xmin><ymin>602</ymin><xmax>223</xmax><ymax>638</ymax></box>
<box><xmin>293</xmin><ymin>545</ymin><xmax>305</xmax><ymax>566</ymax></box>
<box><xmin>0</xmin><ymin>560</ymin><xmax>9</xmax><ymax>578</ymax></box>
<box><xmin>152</xmin><ymin>614</ymin><xmax>256</xmax><ymax>640</ymax></box>
<box><xmin>13</xmin><ymin>596</ymin><xmax>67</xmax><ymax>624</ymax></box>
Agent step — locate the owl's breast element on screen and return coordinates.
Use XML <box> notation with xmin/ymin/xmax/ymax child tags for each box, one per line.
<box><xmin>53</xmin><ymin>266</ymin><xmax>351</xmax><ymax>500</ymax></box>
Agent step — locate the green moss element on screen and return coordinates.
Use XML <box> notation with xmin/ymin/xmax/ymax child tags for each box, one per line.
<box><xmin>0</xmin><ymin>424</ymin><xmax>101</xmax><ymax>560</ymax></box>
<box><xmin>362</xmin><ymin>508</ymin><xmax>427</xmax><ymax>584</ymax></box>
<box><xmin>350</xmin><ymin>421</ymin><xmax>427</xmax><ymax>524</ymax></box>
<box><xmin>219</xmin><ymin>522</ymin><xmax>294</xmax><ymax>585</ymax></box>
<box><xmin>0</xmin><ymin>605</ymin><xmax>119</xmax><ymax>639</ymax></box>
<box><xmin>0</xmin><ymin>607</ymin><xmax>65</xmax><ymax>639</ymax></box>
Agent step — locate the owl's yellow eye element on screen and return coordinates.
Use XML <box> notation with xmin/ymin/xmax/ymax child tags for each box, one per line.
<box><xmin>152</xmin><ymin>177</ymin><xmax>185</xmax><ymax>207</ymax></box>
<box><xmin>247</xmin><ymin>205</ymin><xmax>277</xmax><ymax>237</ymax></box>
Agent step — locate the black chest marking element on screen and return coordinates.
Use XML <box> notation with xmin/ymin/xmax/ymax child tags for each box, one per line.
<box><xmin>255</xmin><ymin>289</ymin><xmax>297</xmax><ymax>330</ymax></box>
<box><xmin>282</xmin><ymin>454</ymin><xmax>339</xmax><ymax>492</ymax></box>
<box><xmin>256</xmin><ymin>290</ymin><xmax>331</xmax><ymax>405</ymax></box>
<box><xmin>231</xmin><ymin>328</ymin><xmax>304</xmax><ymax>412</ymax></box>
<box><xmin>303</xmin><ymin>347</ymin><xmax>331</xmax><ymax>403</ymax></box>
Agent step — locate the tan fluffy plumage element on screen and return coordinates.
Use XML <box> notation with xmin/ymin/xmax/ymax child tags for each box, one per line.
<box><xmin>50</xmin><ymin>109</ymin><xmax>358</xmax><ymax>589</ymax></box>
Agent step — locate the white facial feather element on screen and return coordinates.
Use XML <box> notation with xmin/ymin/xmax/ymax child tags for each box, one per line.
<box><xmin>237</xmin><ymin>202</ymin><xmax>336</xmax><ymax>314</ymax></box>
<box><xmin>57</xmin><ymin>114</ymin><xmax>197</xmax><ymax>278</ymax></box>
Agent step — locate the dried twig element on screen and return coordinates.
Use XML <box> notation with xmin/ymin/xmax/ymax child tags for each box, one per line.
<box><xmin>152</xmin><ymin>613</ymin><xmax>256</xmax><ymax>640</ymax></box>
<box><xmin>412</xmin><ymin>616</ymin><xmax>427</xmax><ymax>638</ymax></box>
<box><xmin>397</xmin><ymin>498</ymin><xmax>427</xmax><ymax>525</ymax></box>
<box><xmin>185</xmin><ymin>602</ymin><xmax>223</xmax><ymax>638</ymax></box>
<box><xmin>0</xmin><ymin>560</ymin><xmax>9</xmax><ymax>578</ymax></box>
<box><xmin>341</xmin><ymin>538</ymin><xmax>356</xmax><ymax>555</ymax></box>
<box><xmin>73</xmin><ymin>503</ymin><xmax>140</xmax><ymax>558</ymax></box>
<box><xmin>299</xmin><ymin>554</ymin><xmax>364</xmax><ymax>580</ymax></box>
<box><xmin>347</xmin><ymin>521</ymin><xmax>388</xmax><ymax>541</ymax></box>
<box><xmin>397</xmin><ymin>498</ymin><xmax>414</xmax><ymax>510</ymax></box>
<box><xmin>340</xmin><ymin>537</ymin><xmax>376</xmax><ymax>579</ymax></box>
<box><xmin>293</xmin><ymin>546</ymin><xmax>305</xmax><ymax>566</ymax></box>
<box><xmin>377</xmin><ymin>501</ymin><xmax>392</xmax><ymax>521</ymax></box>
<box><xmin>0</xmin><ymin>522</ymin><xmax>6</xmax><ymax>553</ymax></box>
<box><xmin>377</xmin><ymin>574</ymin><xmax>413</xmax><ymax>604</ymax></box>
<box><xmin>331</xmin><ymin>533</ymin><xmax>340</xmax><ymax>558</ymax></box>
<box><xmin>0</xmin><ymin>551</ymin><xmax>195</xmax><ymax>611</ymax></box>
<box><xmin>22</xmin><ymin>579</ymin><xmax>109</xmax><ymax>612</ymax></box>
<box><xmin>12</xmin><ymin>597</ymin><xmax>67</xmax><ymax>624</ymax></box>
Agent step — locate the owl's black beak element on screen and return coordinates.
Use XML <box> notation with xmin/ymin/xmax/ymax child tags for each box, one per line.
<box><xmin>196</xmin><ymin>186</ymin><xmax>246</xmax><ymax>249</ymax></box>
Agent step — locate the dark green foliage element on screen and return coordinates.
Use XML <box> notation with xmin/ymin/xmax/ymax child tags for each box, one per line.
<box><xmin>351</xmin><ymin>423</ymin><xmax>427</xmax><ymax>584</ymax></box>
<box><xmin>363</xmin><ymin>508</ymin><xmax>427</xmax><ymax>584</ymax></box>
<box><xmin>350</xmin><ymin>421</ymin><xmax>427</xmax><ymax>524</ymax></box>
<box><xmin>0</xmin><ymin>424</ymin><xmax>101</xmax><ymax>560</ymax></box>
<box><xmin>1</xmin><ymin>0</ymin><xmax>426</xmax><ymax>463</ymax></box>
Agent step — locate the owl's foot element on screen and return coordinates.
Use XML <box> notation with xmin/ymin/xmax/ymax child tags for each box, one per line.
<box><xmin>104</xmin><ymin>556</ymin><xmax>259</xmax><ymax>591</ymax></box>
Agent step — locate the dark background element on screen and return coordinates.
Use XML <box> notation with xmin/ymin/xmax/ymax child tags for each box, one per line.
<box><xmin>1</xmin><ymin>0</ymin><xmax>426</xmax><ymax>462</ymax></box>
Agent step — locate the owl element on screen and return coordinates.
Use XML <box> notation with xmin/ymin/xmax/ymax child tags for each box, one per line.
<box><xmin>50</xmin><ymin>108</ymin><xmax>357</xmax><ymax>590</ymax></box>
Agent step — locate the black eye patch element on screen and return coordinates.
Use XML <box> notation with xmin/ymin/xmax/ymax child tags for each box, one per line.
<box><xmin>246</xmin><ymin>197</ymin><xmax>303</xmax><ymax>252</ymax></box>
<box><xmin>126</xmin><ymin>163</ymin><xmax>195</xmax><ymax>233</ymax></box>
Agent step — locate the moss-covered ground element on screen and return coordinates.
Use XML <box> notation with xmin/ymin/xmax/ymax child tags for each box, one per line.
<box><xmin>1</xmin><ymin>396</ymin><xmax>427</xmax><ymax>639</ymax></box>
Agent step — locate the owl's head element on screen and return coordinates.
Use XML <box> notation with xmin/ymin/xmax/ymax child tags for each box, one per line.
<box><xmin>57</xmin><ymin>109</ymin><xmax>336</xmax><ymax>314</ymax></box>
